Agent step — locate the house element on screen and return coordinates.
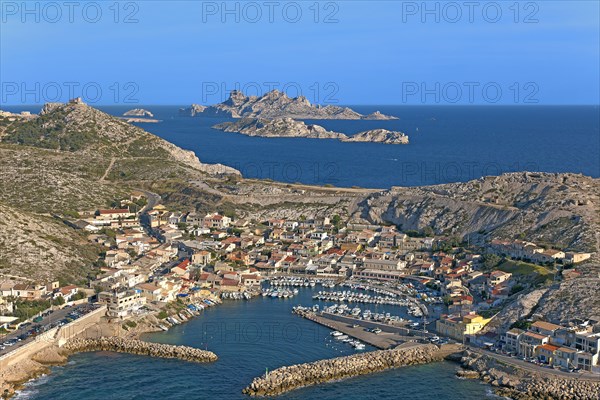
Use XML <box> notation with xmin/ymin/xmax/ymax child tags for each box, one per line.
<box><xmin>533</xmin><ymin>249</ymin><xmax>565</xmax><ymax>264</ymax></box>
<box><xmin>363</xmin><ymin>258</ymin><xmax>406</xmax><ymax>271</ymax></box>
<box><xmin>530</xmin><ymin>321</ymin><xmax>562</xmax><ymax>337</ymax></box>
<box><xmin>353</xmin><ymin>269</ymin><xmax>404</xmax><ymax>281</ymax></box>
<box><xmin>98</xmin><ymin>289</ymin><xmax>146</xmax><ymax>318</ymax></box>
<box><xmin>203</xmin><ymin>213</ymin><xmax>231</xmax><ymax>229</ymax></box>
<box><xmin>503</xmin><ymin>328</ymin><xmax>524</xmax><ymax>354</ymax></box>
<box><xmin>136</xmin><ymin>282</ymin><xmax>163</xmax><ymax>302</ymax></box>
<box><xmin>221</xmin><ymin>278</ymin><xmax>241</xmax><ymax>291</ymax></box>
<box><xmin>241</xmin><ymin>274</ymin><xmax>260</xmax><ymax>287</ymax></box>
<box><xmin>96</xmin><ymin>208</ymin><xmax>135</xmax><ymax>220</ymax></box>
<box><xmin>171</xmin><ymin>259</ymin><xmax>191</xmax><ymax>279</ymax></box>
<box><xmin>435</xmin><ymin>313</ymin><xmax>492</xmax><ymax>341</ymax></box>
<box><xmin>564</xmin><ymin>252</ymin><xmax>592</xmax><ymax>264</ymax></box>
<box><xmin>535</xmin><ymin>343</ymin><xmax>560</xmax><ymax>364</ymax></box>
<box><xmin>553</xmin><ymin>347</ymin><xmax>579</xmax><ymax>370</ymax></box>
<box><xmin>488</xmin><ymin>270</ymin><xmax>512</xmax><ymax>286</ymax></box>
<box><xmin>12</xmin><ymin>284</ymin><xmax>47</xmax><ymax>300</ymax></box>
<box><xmin>49</xmin><ymin>285</ymin><xmax>79</xmax><ymax>302</ymax></box>
<box><xmin>192</xmin><ymin>250</ymin><xmax>212</xmax><ymax>266</ymax></box>
<box><xmin>518</xmin><ymin>332</ymin><xmax>549</xmax><ymax>358</ymax></box>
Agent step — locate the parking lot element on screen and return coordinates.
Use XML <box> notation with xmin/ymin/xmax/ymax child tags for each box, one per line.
<box><xmin>0</xmin><ymin>303</ymin><xmax>98</xmax><ymax>356</ymax></box>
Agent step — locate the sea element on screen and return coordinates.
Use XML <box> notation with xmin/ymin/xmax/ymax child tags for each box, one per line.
<box><xmin>4</xmin><ymin>105</ymin><xmax>599</xmax><ymax>188</ymax></box>
<box><xmin>17</xmin><ymin>286</ymin><xmax>495</xmax><ymax>400</ymax></box>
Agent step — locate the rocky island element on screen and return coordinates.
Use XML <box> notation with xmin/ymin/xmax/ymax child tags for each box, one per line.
<box><xmin>181</xmin><ymin>89</ymin><xmax>398</xmax><ymax>120</ymax></box>
<box><xmin>213</xmin><ymin>118</ymin><xmax>409</xmax><ymax>144</ymax></box>
<box><xmin>179</xmin><ymin>104</ymin><xmax>207</xmax><ymax>117</ymax></box>
<box><xmin>213</xmin><ymin>117</ymin><xmax>347</xmax><ymax>140</ymax></box>
<box><xmin>123</xmin><ymin>109</ymin><xmax>154</xmax><ymax>117</ymax></box>
<box><xmin>343</xmin><ymin>129</ymin><xmax>409</xmax><ymax>144</ymax></box>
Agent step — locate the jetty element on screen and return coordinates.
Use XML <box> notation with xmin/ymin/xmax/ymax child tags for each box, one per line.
<box><xmin>295</xmin><ymin>309</ymin><xmax>422</xmax><ymax>349</ymax></box>
<box><xmin>63</xmin><ymin>337</ymin><xmax>218</xmax><ymax>363</ymax></box>
<box><xmin>243</xmin><ymin>343</ymin><xmax>443</xmax><ymax>396</ymax></box>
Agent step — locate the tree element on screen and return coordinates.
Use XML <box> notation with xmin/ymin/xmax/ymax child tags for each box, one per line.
<box><xmin>483</xmin><ymin>254</ymin><xmax>501</xmax><ymax>270</ymax></box>
<box><xmin>52</xmin><ymin>296</ymin><xmax>65</xmax><ymax>306</ymax></box>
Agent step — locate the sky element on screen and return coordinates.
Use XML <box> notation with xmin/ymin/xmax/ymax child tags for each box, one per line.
<box><xmin>1</xmin><ymin>0</ymin><xmax>599</xmax><ymax>105</ymax></box>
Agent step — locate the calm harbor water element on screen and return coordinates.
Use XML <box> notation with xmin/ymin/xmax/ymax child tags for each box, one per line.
<box><xmin>19</xmin><ymin>287</ymin><xmax>492</xmax><ymax>399</ymax></box>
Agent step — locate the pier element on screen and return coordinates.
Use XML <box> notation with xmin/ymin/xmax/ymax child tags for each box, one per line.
<box><xmin>295</xmin><ymin>310</ymin><xmax>427</xmax><ymax>349</ymax></box>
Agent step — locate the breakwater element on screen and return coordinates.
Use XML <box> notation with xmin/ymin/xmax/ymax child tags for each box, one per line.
<box><xmin>63</xmin><ymin>337</ymin><xmax>218</xmax><ymax>363</ymax></box>
<box><xmin>242</xmin><ymin>344</ymin><xmax>441</xmax><ymax>396</ymax></box>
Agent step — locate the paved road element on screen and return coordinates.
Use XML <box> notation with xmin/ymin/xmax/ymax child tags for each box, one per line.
<box><xmin>471</xmin><ymin>347</ymin><xmax>600</xmax><ymax>381</ymax></box>
<box><xmin>0</xmin><ymin>304</ymin><xmax>97</xmax><ymax>357</ymax></box>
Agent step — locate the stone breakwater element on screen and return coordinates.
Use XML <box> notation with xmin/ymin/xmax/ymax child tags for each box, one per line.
<box><xmin>457</xmin><ymin>350</ymin><xmax>600</xmax><ymax>400</ymax></box>
<box><xmin>63</xmin><ymin>337</ymin><xmax>218</xmax><ymax>363</ymax></box>
<box><xmin>242</xmin><ymin>344</ymin><xmax>440</xmax><ymax>396</ymax></box>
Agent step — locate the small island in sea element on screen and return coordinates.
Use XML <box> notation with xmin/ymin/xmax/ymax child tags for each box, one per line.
<box><xmin>180</xmin><ymin>89</ymin><xmax>399</xmax><ymax>120</ymax></box>
<box><xmin>123</xmin><ymin>109</ymin><xmax>154</xmax><ymax>117</ymax></box>
<box><xmin>212</xmin><ymin>117</ymin><xmax>409</xmax><ymax>144</ymax></box>
<box><xmin>121</xmin><ymin>109</ymin><xmax>160</xmax><ymax>123</ymax></box>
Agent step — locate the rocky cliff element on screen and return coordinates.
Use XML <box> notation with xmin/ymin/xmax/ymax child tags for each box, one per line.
<box><xmin>182</xmin><ymin>89</ymin><xmax>399</xmax><ymax>120</ymax></box>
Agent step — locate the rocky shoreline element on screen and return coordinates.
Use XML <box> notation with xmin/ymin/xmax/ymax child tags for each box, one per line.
<box><xmin>242</xmin><ymin>344</ymin><xmax>440</xmax><ymax>396</ymax></box>
<box><xmin>454</xmin><ymin>350</ymin><xmax>600</xmax><ymax>400</ymax></box>
<box><xmin>63</xmin><ymin>337</ymin><xmax>218</xmax><ymax>363</ymax></box>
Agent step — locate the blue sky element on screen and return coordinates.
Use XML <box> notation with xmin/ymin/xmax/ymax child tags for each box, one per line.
<box><xmin>1</xmin><ymin>1</ymin><xmax>599</xmax><ymax>105</ymax></box>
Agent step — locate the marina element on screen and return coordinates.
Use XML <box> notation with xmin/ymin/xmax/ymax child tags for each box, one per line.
<box><xmin>22</xmin><ymin>285</ymin><xmax>492</xmax><ymax>400</ymax></box>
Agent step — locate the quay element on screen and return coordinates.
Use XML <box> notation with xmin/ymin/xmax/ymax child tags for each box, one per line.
<box><xmin>243</xmin><ymin>343</ymin><xmax>443</xmax><ymax>396</ymax></box>
<box><xmin>63</xmin><ymin>337</ymin><xmax>218</xmax><ymax>363</ymax></box>
<box><xmin>296</xmin><ymin>310</ymin><xmax>428</xmax><ymax>349</ymax></box>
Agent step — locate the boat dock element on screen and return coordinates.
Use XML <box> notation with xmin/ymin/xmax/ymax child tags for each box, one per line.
<box><xmin>297</xmin><ymin>310</ymin><xmax>421</xmax><ymax>349</ymax></box>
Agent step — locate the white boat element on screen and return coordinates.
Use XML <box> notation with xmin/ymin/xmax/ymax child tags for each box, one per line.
<box><xmin>334</xmin><ymin>334</ymin><xmax>349</xmax><ymax>340</ymax></box>
<box><xmin>330</xmin><ymin>331</ymin><xmax>344</xmax><ymax>337</ymax></box>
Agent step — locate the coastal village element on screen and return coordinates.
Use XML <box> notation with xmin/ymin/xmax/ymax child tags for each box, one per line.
<box><xmin>1</xmin><ymin>191</ymin><xmax>597</xmax><ymax>380</ymax></box>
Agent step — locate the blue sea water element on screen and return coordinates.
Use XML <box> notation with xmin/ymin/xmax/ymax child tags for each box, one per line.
<box><xmin>20</xmin><ymin>287</ymin><xmax>492</xmax><ymax>400</ymax></box>
<box><xmin>118</xmin><ymin>105</ymin><xmax>599</xmax><ymax>188</ymax></box>
<box><xmin>4</xmin><ymin>105</ymin><xmax>598</xmax><ymax>187</ymax></box>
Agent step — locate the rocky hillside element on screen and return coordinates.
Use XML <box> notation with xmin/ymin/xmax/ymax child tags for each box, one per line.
<box><xmin>0</xmin><ymin>203</ymin><xmax>101</xmax><ymax>284</ymax></box>
<box><xmin>354</xmin><ymin>172</ymin><xmax>598</xmax><ymax>252</ymax></box>
<box><xmin>182</xmin><ymin>90</ymin><xmax>398</xmax><ymax>120</ymax></box>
